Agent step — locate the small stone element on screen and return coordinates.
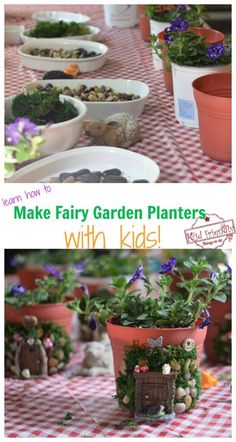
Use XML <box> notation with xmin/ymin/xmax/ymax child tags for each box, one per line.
<box><xmin>49</xmin><ymin>367</ymin><xmax>58</xmax><ymax>375</ymax></box>
<box><xmin>184</xmin><ymin>359</ymin><xmax>191</xmax><ymax>372</ymax></box>
<box><xmin>56</xmin><ymin>350</ymin><xmax>64</xmax><ymax>361</ymax></box>
<box><xmin>133</xmin><ymin>179</ymin><xmax>150</xmax><ymax>183</ymax></box>
<box><xmin>170</xmin><ymin>360</ymin><xmax>181</xmax><ymax>371</ymax></box>
<box><xmin>76</xmin><ymin>173</ymin><xmax>97</xmax><ymax>183</ymax></box>
<box><xmin>48</xmin><ymin>358</ymin><xmax>58</xmax><ymax>368</ymax></box>
<box><xmin>174</xmin><ymin>402</ymin><xmax>186</xmax><ymax>413</ymax></box>
<box><xmin>73</xmin><ymin>168</ymin><xmax>90</xmax><ymax>177</ymax></box>
<box><xmin>185</xmin><ymin>373</ymin><xmax>191</xmax><ymax>381</ymax></box>
<box><xmin>59</xmin><ymin>338</ymin><xmax>66</xmax><ymax>347</ymax></box>
<box><xmin>21</xmin><ymin>369</ymin><xmax>30</xmax><ymax>379</ymax></box>
<box><xmin>188</xmin><ymin>379</ymin><xmax>196</xmax><ymax>387</ymax></box>
<box><xmin>58</xmin><ymin>362</ymin><xmax>65</xmax><ymax>370</ymax></box>
<box><xmin>59</xmin><ymin>172</ymin><xmax>72</xmax><ymax>182</ymax></box>
<box><xmin>190</xmin><ymin>387</ymin><xmax>198</xmax><ymax>398</ymax></box>
<box><xmin>10</xmin><ymin>365</ymin><xmax>17</xmax><ymax>374</ymax></box>
<box><xmin>122</xmin><ymin>395</ymin><xmax>130</xmax><ymax>405</ymax></box>
<box><xmin>175</xmin><ymin>387</ymin><xmax>186</xmax><ymax>399</ymax></box>
<box><xmin>102</xmin><ymin>168</ymin><xmax>122</xmax><ymax>177</ymax></box>
<box><xmin>185</xmin><ymin>387</ymin><xmax>190</xmax><ymax>395</ymax></box>
<box><xmin>49</xmin><ymin>177</ymin><xmax>60</xmax><ymax>183</ymax></box>
<box><xmin>23</xmin><ymin>315</ymin><xmax>38</xmax><ymax>329</ymax></box>
<box><xmin>63</xmin><ymin>176</ymin><xmax>75</xmax><ymax>183</ymax></box>
<box><xmin>102</xmin><ymin>176</ymin><xmax>127</xmax><ymax>183</ymax></box>
<box><xmin>36</xmin><ymin>328</ymin><xmax>44</xmax><ymax>338</ymax></box>
<box><xmin>184</xmin><ymin>395</ymin><xmax>192</xmax><ymax>410</ymax></box>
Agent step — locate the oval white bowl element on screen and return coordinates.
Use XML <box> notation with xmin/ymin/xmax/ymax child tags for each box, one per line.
<box><xmin>21</xmin><ymin>25</ymin><xmax>100</xmax><ymax>43</ymax></box>
<box><xmin>5</xmin><ymin>95</ymin><xmax>88</xmax><ymax>156</ymax></box>
<box><xmin>7</xmin><ymin>146</ymin><xmax>160</xmax><ymax>183</ymax></box>
<box><xmin>32</xmin><ymin>11</ymin><xmax>90</xmax><ymax>24</ymax></box>
<box><xmin>19</xmin><ymin>39</ymin><xmax>108</xmax><ymax>72</ymax></box>
<box><xmin>5</xmin><ymin>25</ymin><xmax>25</xmax><ymax>45</ymax></box>
<box><xmin>23</xmin><ymin>78</ymin><xmax>150</xmax><ymax>118</ymax></box>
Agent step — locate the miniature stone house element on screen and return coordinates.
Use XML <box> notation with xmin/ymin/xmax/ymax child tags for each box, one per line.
<box><xmin>135</xmin><ymin>371</ymin><xmax>176</xmax><ymax>418</ymax></box>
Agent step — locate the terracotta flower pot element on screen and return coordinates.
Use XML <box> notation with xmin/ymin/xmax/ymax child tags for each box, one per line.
<box><xmin>5</xmin><ymin>303</ymin><xmax>73</xmax><ymax>334</ymax></box>
<box><xmin>204</xmin><ymin>298</ymin><xmax>231</xmax><ymax>362</ymax></box>
<box><xmin>193</xmin><ymin>73</ymin><xmax>231</xmax><ymax>162</ymax></box>
<box><xmin>137</xmin><ymin>5</ymin><xmax>150</xmax><ymax>42</ymax></box>
<box><xmin>17</xmin><ymin>266</ymin><xmax>48</xmax><ymax>289</ymax></box>
<box><xmin>158</xmin><ymin>27</ymin><xmax>225</xmax><ymax>96</ymax></box>
<box><xmin>106</xmin><ymin>317</ymin><xmax>207</xmax><ymax>379</ymax></box>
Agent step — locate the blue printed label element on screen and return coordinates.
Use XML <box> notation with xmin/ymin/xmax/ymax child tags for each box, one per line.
<box><xmin>178</xmin><ymin>98</ymin><xmax>195</xmax><ymax>121</ymax></box>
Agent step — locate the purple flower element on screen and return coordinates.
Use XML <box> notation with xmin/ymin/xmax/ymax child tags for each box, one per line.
<box><xmin>176</xmin><ymin>4</ymin><xmax>187</xmax><ymax>11</ymax></box>
<box><xmin>206</xmin><ymin>43</ymin><xmax>225</xmax><ymax>60</ymax></box>
<box><xmin>10</xmin><ymin>257</ymin><xmax>17</xmax><ymax>267</ymax></box>
<box><xmin>160</xmin><ymin>257</ymin><xmax>177</xmax><ymax>274</ymax></box>
<box><xmin>75</xmin><ymin>261</ymin><xmax>85</xmax><ymax>274</ymax></box>
<box><xmin>44</xmin><ymin>264</ymin><xmax>63</xmax><ymax>279</ymax></box>
<box><xmin>80</xmin><ymin>284</ymin><xmax>89</xmax><ymax>296</ymax></box>
<box><xmin>164</xmin><ymin>32</ymin><xmax>174</xmax><ymax>43</ymax></box>
<box><xmin>128</xmin><ymin>264</ymin><xmax>147</xmax><ymax>285</ymax></box>
<box><xmin>225</xmin><ymin>263</ymin><xmax>232</xmax><ymax>274</ymax></box>
<box><xmin>88</xmin><ymin>314</ymin><xmax>97</xmax><ymax>331</ymax></box>
<box><xmin>11</xmin><ymin>284</ymin><xmax>26</xmax><ymax>297</ymax></box>
<box><xmin>5</xmin><ymin>118</ymin><xmax>38</xmax><ymax>145</ymax></box>
<box><xmin>199</xmin><ymin>308</ymin><xmax>211</xmax><ymax>329</ymax></box>
<box><xmin>170</xmin><ymin>18</ymin><xmax>189</xmax><ymax>32</ymax></box>
<box><xmin>211</xmin><ymin>272</ymin><xmax>218</xmax><ymax>282</ymax></box>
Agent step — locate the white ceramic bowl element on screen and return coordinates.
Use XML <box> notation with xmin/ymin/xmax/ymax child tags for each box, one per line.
<box><xmin>7</xmin><ymin>146</ymin><xmax>160</xmax><ymax>183</ymax></box>
<box><xmin>32</xmin><ymin>11</ymin><xmax>90</xmax><ymax>24</ymax></box>
<box><xmin>5</xmin><ymin>25</ymin><xmax>25</xmax><ymax>45</ymax></box>
<box><xmin>23</xmin><ymin>79</ymin><xmax>150</xmax><ymax>118</ymax></box>
<box><xmin>19</xmin><ymin>39</ymin><xmax>108</xmax><ymax>73</ymax></box>
<box><xmin>21</xmin><ymin>25</ymin><xmax>100</xmax><ymax>43</ymax></box>
<box><xmin>5</xmin><ymin>95</ymin><xmax>87</xmax><ymax>156</ymax></box>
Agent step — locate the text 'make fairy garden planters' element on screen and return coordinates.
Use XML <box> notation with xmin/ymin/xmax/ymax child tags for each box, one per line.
<box><xmin>68</xmin><ymin>256</ymin><xmax>231</xmax><ymax>420</ymax></box>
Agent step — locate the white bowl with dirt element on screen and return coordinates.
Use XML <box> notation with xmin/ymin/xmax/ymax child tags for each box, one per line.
<box><xmin>7</xmin><ymin>146</ymin><xmax>160</xmax><ymax>183</ymax></box>
<box><xmin>23</xmin><ymin>78</ymin><xmax>150</xmax><ymax>118</ymax></box>
<box><xmin>32</xmin><ymin>11</ymin><xmax>90</xmax><ymax>24</ymax></box>
<box><xmin>5</xmin><ymin>95</ymin><xmax>87</xmax><ymax>156</ymax></box>
<box><xmin>19</xmin><ymin>39</ymin><xmax>108</xmax><ymax>73</ymax></box>
<box><xmin>21</xmin><ymin>25</ymin><xmax>101</xmax><ymax>43</ymax></box>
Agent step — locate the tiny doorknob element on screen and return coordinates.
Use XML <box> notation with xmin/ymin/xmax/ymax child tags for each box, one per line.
<box><xmin>145</xmin><ymin>394</ymin><xmax>149</xmax><ymax>399</ymax></box>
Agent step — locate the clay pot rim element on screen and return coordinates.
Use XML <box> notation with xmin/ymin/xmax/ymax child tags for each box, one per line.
<box><xmin>157</xmin><ymin>27</ymin><xmax>224</xmax><ymax>44</ymax></box>
<box><xmin>171</xmin><ymin>61</ymin><xmax>231</xmax><ymax>71</ymax></box>
<box><xmin>192</xmin><ymin>73</ymin><xmax>232</xmax><ymax>99</ymax></box>
<box><xmin>106</xmin><ymin>316</ymin><xmax>201</xmax><ymax>331</ymax></box>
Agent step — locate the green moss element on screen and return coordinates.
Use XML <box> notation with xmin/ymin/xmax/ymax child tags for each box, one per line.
<box><xmin>28</xmin><ymin>21</ymin><xmax>91</xmax><ymax>38</ymax></box>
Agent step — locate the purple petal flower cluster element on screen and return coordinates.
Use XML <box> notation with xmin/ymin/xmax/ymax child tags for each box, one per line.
<box><xmin>176</xmin><ymin>4</ymin><xmax>187</xmax><ymax>11</ymax></box>
<box><xmin>88</xmin><ymin>314</ymin><xmax>97</xmax><ymax>331</ymax></box>
<box><xmin>164</xmin><ymin>31</ymin><xmax>174</xmax><ymax>43</ymax></box>
<box><xmin>128</xmin><ymin>264</ymin><xmax>147</xmax><ymax>285</ymax></box>
<box><xmin>211</xmin><ymin>272</ymin><xmax>218</xmax><ymax>282</ymax></box>
<box><xmin>80</xmin><ymin>283</ymin><xmax>89</xmax><ymax>296</ymax></box>
<box><xmin>75</xmin><ymin>261</ymin><xmax>86</xmax><ymax>274</ymax></box>
<box><xmin>170</xmin><ymin>18</ymin><xmax>189</xmax><ymax>32</ymax></box>
<box><xmin>160</xmin><ymin>257</ymin><xmax>177</xmax><ymax>274</ymax></box>
<box><xmin>11</xmin><ymin>284</ymin><xmax>26</xmax><ymax>297</ymax></box>
<box><xmin>225</xmin><ymin>263</ymin><xmax>232</xmax><ymax>274</ymax></box>
<box><xmin>5</xmin><ymin>117</ymin><xmax>38</xmax><ymax>145</ymax></box>
<box><xmin>206</xmin><ymin>43</ymin><xmax>225</xmax><ymax>60</ymax></box>
<box><xmin>44</xmin><ymin>264</ymin><xmax>63</xmax><ymax>280</ymax></box>
<box><xmin>199</xmin><ymin>308</ymin><xmax>211</xmax><ymax>329</ymax></box>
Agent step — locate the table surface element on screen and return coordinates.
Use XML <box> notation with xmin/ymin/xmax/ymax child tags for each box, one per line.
<box><xmin>5</xmin><ymin>4</ymin><xmax>231</xmax><ymax>183</ymax></box>
<box><xmin>5</xmin><ymin>342</ymin><xmax>231</xmax><ymax>438</ymax></box>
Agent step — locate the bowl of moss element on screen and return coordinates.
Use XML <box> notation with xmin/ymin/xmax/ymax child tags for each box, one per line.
<box><xmin>21</xmin><ymin>21</ymin><xmax>100</xmax><ymax>42</ymax></box>
<box><xmin>5</xmin><ymin>88</ymin><xmax>87</xmax><ymax>156</ymax></box>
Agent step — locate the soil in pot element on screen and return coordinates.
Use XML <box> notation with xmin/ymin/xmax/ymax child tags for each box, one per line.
<box><xmin>193</xmin><ymin>72</ymin><xmax>231</xmax><ymax>162</ymax></box>
<box><xmin>106</xmin><ymin>317</ymin><xmax>207</xmax><ymax>379</ymax></box>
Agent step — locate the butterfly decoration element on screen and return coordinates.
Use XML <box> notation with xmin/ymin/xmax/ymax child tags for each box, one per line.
<box><xmin>147</xmin><ymin>336</ymin><xmax>163</xmax><ymax>348</ymax></box>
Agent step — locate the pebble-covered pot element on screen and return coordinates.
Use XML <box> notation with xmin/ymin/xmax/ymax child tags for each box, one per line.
<box><xmin>106</xmin><ymin>317</ymin><xmax>207</xmax><ymax>380</ymax></box>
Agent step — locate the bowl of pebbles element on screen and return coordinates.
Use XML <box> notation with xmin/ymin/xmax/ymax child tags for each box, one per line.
<box><xmin>7</xmin><ymin>146</ymin><xmax>160</xmax><ymax>183</ymax></box>
<box><xmin>19</xmin><ymin>39</ymin><xmax>108</xmax><ymax>73</ymax></box>
<box><xmin>23</xmin><ymin>79</ymin><xmax>150</xmax><ymax>118</ymax></box>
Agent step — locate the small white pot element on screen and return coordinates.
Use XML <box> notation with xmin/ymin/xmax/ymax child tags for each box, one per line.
<box><xmin>171</xmin><ymin>62</ymin><xmax>231</xmax><ymax>128</ymax></box>
<box><xmin>150</xmin><ymin>19</ymin><xmax>170</xmax><ymax>70</ymax></box>
<box><xmin>5</xmin><ymin>95</ymin><xmax>87</xmax><ymax>156</ymax></box>
<box><xmin>104</xmin><ymin>5</ymin><xmax>138</xmax><ymax>28</ymax></box>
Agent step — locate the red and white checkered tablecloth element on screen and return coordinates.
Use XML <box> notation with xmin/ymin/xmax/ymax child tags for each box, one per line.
<box><xmin>5</xmin><ymin>343</ymin><xmax>231</xmax><ymax>438</ymax></box>
<box><xmin>5</xmin><ymin>4</ymin><xmax>231</xmax><ymax>183</ymax></box>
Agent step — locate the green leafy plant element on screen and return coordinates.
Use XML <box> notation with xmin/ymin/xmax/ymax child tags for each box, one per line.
<box><xmin>11</xmin><ymin>89</ymin><xmax>78</xmax><ymax>126</ymax></box>
<box><xmin>5</xmin><ymin>266</ymin><xmax>79</xmax><ymax>307</ymax></box>
<box><xmin>167</xmin><ymin>32</ymin><xmax>231</xmax><ymax>67</ymax></box>
<box><xmin>27</xmin><ymin>20</ymin><xmax>91</xmax><ymax>38</ymax></box>
<box><xmin>145</xmin><ymin>4</ymin><xmax>204</xmax><ymax>26</ymax></box>
<box><xmin>68</xmin><ymin>257</ymin><xmax>231</xmax><ymax>329</ymax></box>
